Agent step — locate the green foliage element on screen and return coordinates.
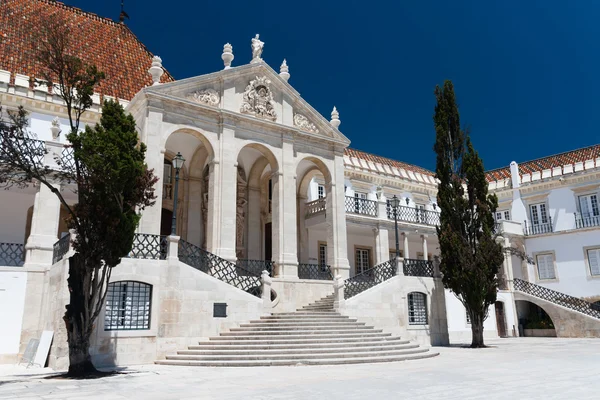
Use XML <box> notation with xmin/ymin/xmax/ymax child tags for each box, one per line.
<box><xmin>433</xmin><ymin>80</ymin><xmax>504</xmax><ymax>346</ymax></box>
<box><xmin>68</xmin><ymin>100</ymin><xmax>157</xmax><ymax>268</ymax></box>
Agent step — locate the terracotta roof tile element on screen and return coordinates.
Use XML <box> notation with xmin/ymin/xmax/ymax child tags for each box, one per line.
<box><xmin>0</xmin><ymin>0</ymin><xmax>174</xmax><ymax>100</ymax></box>
<box><xmin>344</xmin><ymin>148</ymin><xmax>435</xmax><ymax>178</ymax></box>
<box><xmin>485</xmin><ymin>144</ymin><xmax>600</xmax><ymax>182</ymax></box>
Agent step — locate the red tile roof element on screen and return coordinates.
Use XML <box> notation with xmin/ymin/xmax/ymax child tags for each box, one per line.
<box><xmin>485</xmin><ymin>143</ymin><xmax>600</xmax><ymax>182</ymax></box>
<box><xmin>344</xmin><ymin>148</ymin><xmax>435</xmax><ymax>177</ymax></box>
<box><xmin>0</xmin><ymin>0</ymin><xmax>174</xmax><ymax>100</ymax></box>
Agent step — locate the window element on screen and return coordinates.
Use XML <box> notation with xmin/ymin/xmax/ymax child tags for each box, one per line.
<box><xmin>163</xmin><ymin>159</ymin><xmax>173</xmax><ymax>199</ymax></box>
<box><xmin>504</xmin><ymin>210</ymin><xmax>511</xmax><ymax>221</ymax></box>
<box><xmin>587</xmin><ymin>248</ymin><xmax>600</xmax><ymax>276</ymax></box>
<box><xmin>317</xmin><ymin>184</ymin><xmax>325</xmax><ymax>199</ymax></box>
<box><xmin>535</xmin><ymin>253</ymin><xmax>556</xmax><ymax>280</ymax></box>
<box><xmin>408</xmin><ymin>292</ymin><xmax>428</xmax><ymax>325</ymax></box>
<box><xmin>530</xmin><ymin>203</ymin><xmax>548</xmax><ymax>225</ymax></box>
<box><xmin>105</xmin><ymin>281</ymin><xmax>152</xmax><ymax>331</ymax></box>
<box><xmin>355</xmin><ymin>248</ymin><xmax>370</xmax><ymax>274</ymax></box>
<box><xmin>319</xmin><ymin>243</ymin><xmax>327</xmax><ymax>266</ymax></box>
<box><xmin>415</xmin><ymin>204</ymin><xmax>426</xmax><ymax>223</ymax></box>
<box><xmin>495</xmin><ymin>210</ymin><xmax>511</xmax><ymax>221</ymax></box>
<box><xmin>389</xmin><ymin>249</ymin><xmax>404</xmax><ymax>260</ymax></box>
<box><xmin>354</xmin><ymin>192</ymin><xmax>367</xmax><ymax>213</ymax></box>
<box><xmin>466</xmin><ymin>310</ymin><xmax>471</xmax><ymax>324</ymax></box>
<box><xmin>579</xmin><ymin>194</ymin><xmax>599</xmax><ymax>218</ymax></box>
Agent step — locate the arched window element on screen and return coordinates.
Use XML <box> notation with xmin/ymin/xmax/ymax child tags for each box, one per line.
<box><xmin>105</xmin><ymin>281</ymin><xmax>152</xmax><ymax>331</ymax></box>
<box><xmin>407</xmin><ymin>292</ymin><xmax>428</xmax><ymax>325</ymax></box>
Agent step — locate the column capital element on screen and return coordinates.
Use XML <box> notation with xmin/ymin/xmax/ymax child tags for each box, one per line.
<box><xmin>421</xmin><ymin>233</ymin><xmax>429</xmax><ymax>239</ymax></box>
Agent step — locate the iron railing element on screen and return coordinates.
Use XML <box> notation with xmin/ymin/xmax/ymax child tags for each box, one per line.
<box><xmin>403</xmin><ymin>259</ymin><xmax>434</xmax><ymax>277</ymax></box>
<box><xmin>344</xmin><ymin>259</ymin><xmax>397</xmax><ymax>299</ymax></box>
<box><xmin>178</xmin><ymin>240</ymin><xmax>261</xmax><ymax>297</ymax></box>
<box><xmin>388</xmin><ymin>205</ymin><xmax>440</xmax><ymax>226</ymax></box>
<box><xmin>236</xmin><ymin>259</ymin><xmax>274</xmax><ymax>276</ymax></box>
<box><xmin>514</xmin><ymin>278</ymin><xmax>600</xmax><ymax>320</ymax></box>
<box><xmin>60</xmin><ymin>146</ymin><xmax>75</xmax><ymax>172</ymax></box>
<box><xmin>127</xmin><ymin>233</ymin><xmax>167</xmax><ymax>260</ymax></box>
<box><xmin>523</xmin><ymin>217</ymin><xmax>553</xmax><ymax>236</ymax></box>
<box><xmin>305</xmin><ymin>198</ymin><xmax>326</xmax><ymax>217</ymax></box>
<box><xmin>298</xmin><ymin>263</ymin><xmax>333</xmax><ymax>280</ymax></box>
<box><xmin>575</xmin><ymin>212</ymin><xmax>600</xmax><ymax>229</ymax></box>
<box><xmin>52</xmin><ymin>235</ymin><xmax>70</xmax><ymax>264</ymax></box>
<box><xmin>0</xmin><ymin>242</ymin><xmax>25</xmax><ymax>267</ymax></box>
<box><xmin>0</xmin><ymin>136</ymin><xmax>46</xmax><ymax>167</ymax></box>
<box><xmin>345</xmin><ymin>196</ymin><xmax>378</xmax><ymax>217</ymax></box>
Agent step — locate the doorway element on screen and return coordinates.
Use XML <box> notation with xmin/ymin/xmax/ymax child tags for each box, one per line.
<box><xmin>264</xmin><ymin>222</ymin><xmax>272</xmax><ymax>261</ymax></box>
<box><xmin>495</xmin><ymin>301</ymin><xmax>507</xmax><ymax>337</ymax></box>
<box><xmin>160</xmin><ymin>208</ymin><xmax>173</xmax><ymax>236</ymax></box>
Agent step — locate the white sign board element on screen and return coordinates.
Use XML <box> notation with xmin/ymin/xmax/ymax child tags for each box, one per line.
<box><xmin>33</xmin><ymin>330</ymin><xmax>53</xmax><ymax>367</ymax></box>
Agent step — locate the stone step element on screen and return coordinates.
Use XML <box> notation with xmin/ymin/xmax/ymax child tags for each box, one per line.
<box><xmin>180</xmin><ymin>343</ymin><xmax>419</xmax><ymax>356</ymax></box>
<box><xmin>254</xmin><ymin>318</ymin><xmax>357</xmax><ymax>323</ymax></box>
<box><xmin>211</xmin><ymin>332</ymin><xmax>391</xmax><ymax>341</ymax></box>
<box><xmin>259</xmin><ymin>315</ymin><xmax>351</xmax><ymax>321</ymax></box>
<box><xmin>155</xmin><ymin>351</ymin><xmax>439</xmax><ymax>367</ymax></box>
<box><xmin>272</xmin><ymin>312</ymin><xmax>339</xmax><ymax>315</ymax></box>
<box><xmin>203</xmin><ymin>336</ymin><xmax>404</xmax><ymax>346</ymax></box>
<box><xmin>189</xmin><ymin>338</ymin><xmax>410</xmax><ymax>350</ymax></box>
<box><xmin>231</xmin><ymin>324</ymin><xmax>370</xmax><ymax>331</ymax></box>
<box><xmin>220</xmin><ymin>328</ymin><xmax>382</xmax><ymax>336</ymax></box>
<box><xmin>298</xmin><ymin>308</ymin><xmax>334</xmax><ymax>311</ymax></box>
<box><xmin>241</xmin><ymin>321</ymin><xmax>364</xmax><ymax>327</ymax></box>
<box><xmin>167</xmin><ymin>348</ymin><xmax>429</xmax><ymax>361</ymax></box>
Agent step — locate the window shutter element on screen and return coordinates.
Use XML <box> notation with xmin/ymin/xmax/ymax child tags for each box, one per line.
<box><xmin>537</xmin><ymin>254</ymin><xmax>555</xmax><ymax>280</ymax></box>
<box><xmin>588</xmin><ymin>249</ymin><xmax>600</xmax><ymax>276</ymax></box>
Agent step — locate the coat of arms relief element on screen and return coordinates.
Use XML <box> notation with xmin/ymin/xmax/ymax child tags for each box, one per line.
<box><xmin>240</xmin><ymin>76</ymin><xmax>277</xmax><ymax>121</ymax></box>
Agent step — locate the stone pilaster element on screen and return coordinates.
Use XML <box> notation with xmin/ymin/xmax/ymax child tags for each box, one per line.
<box><xmin>24</xmin><ymin>182</ymin><xmax>61</xmax><ymax>267</ymax></box>
<box><xmin>138</xmin><ymin>109</ymin><xmax>164</xmax><ymax>234</ymax></box>
<box><xmin>374</xmin><ymin>227</ymin><xmax>390</xmax><ymax>265</ymax></box>
<box><xmin>421</xmin><ymin>234</ymin><xmax>429</xmax><ymax>261</ymax></box>
<box><xmin>327</xmin><ymin>152</ymin><xmax>350</xmax><ymax>279</ymax></box>
<box><xmin>214</xmin><ymin>126</ymin><xmax>237</xmax><ymax>262</ymax></box>
<box><xmin>402</xmin><ymin>232</ymin><xmax>410</xmax><ymax>260</ymax></box>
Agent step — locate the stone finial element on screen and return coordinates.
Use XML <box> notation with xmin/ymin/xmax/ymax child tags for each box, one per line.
<box><xmin>148</xmin><ymin>56</ymin><xmax>164</xmax><ymax>86</ymax></box>
<box><xmin>279</xmin><ymin>59</ymin><xmax>290</xmax><ymax>82</ymax></box>
<box><xmin>222</xmin><ymin>43</ymin><xmax>234</xmax><ymax>69</ymax></box>
<box><xmin>50</xmin><ymin>116</ymin><xmax>61</xmax><ymax>140</ymax></box>
<box><xmin>330</xmin><ymin>106</ymin><xmax>341</xmax><ymax>128</ymax></box>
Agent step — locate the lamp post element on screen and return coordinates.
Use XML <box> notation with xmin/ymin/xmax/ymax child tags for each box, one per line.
<box><xmin>390</xmin><ymin>195</ymin><xmax>401</xmax><ymax>259</ymax></box>
<box><xmin>171</xmin><ymin>152</ymin><xmax>185</xmax><ymax>235</ymax></box>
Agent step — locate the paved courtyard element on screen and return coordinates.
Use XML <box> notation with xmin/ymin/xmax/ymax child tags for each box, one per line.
<box><xmin>0</xmin><ymin>338</ymin><xmax>598</xmax><ymax>399</ymax></box>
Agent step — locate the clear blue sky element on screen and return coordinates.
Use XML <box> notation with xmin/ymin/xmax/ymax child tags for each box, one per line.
<box><xmin>68</xmin><ymin>0</ymin><xmax>599</xmax><ymax>171</ymax></box>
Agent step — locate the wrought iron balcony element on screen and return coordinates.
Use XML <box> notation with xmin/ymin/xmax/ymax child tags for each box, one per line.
<box><xmin>305</xmin><ymin>198</ymin><xmax>326</xmax><ymax>217</ymax></box>
<box><xmin>403</xmin><ymin>259</ymin><xmax>434</xmax><ymax>277</ymax></box>
<box><xmin>345</xmin><ymin>259</ymin><xmax>396</xmax><ymax>299</ymax></box>
<box><xmin>345</xmin><ymin>196</ymin><xmax>378</xmax><ymax>217</ymax></box>
<box><xmin>52</xmin><ymin>235</ymin><xmax>70</xmax><ymax>264</ymax></box>
<box><xmin>387</xmin><ymin>205</ymin><xmax>440</xmax><ymax>226</ymax></box>
<box><xmin>523</xmin><ymin>217</ymin><xmax>553</xmax><ymax>236</ymax></box>
<box><xmin>0</xmin><ymin>242</ymin><xmax>25</xmax><ymax>267</ymax></box>
<box><xmin>0</xmin><ymin>136</ymin><xmax>46</xmax><ymax>167</ymax></box>
<box><xmin>236</xmin><ymin>259</ymin><xmax>274</xmax><ymax>276</ymax></box>
<box><xmin>298</xmin><ymin>263</ymin><xmax>333</xmax><ymax>280</ymax></box>
<box><xmin>127</xmin><ymin>233</ymin><xmax>168</xmax><ymax>260</ymax></box>
<box><xmin>575</xmin><ymin>212</ymin><xmax>600</xmax><ymax>229</ymax></box>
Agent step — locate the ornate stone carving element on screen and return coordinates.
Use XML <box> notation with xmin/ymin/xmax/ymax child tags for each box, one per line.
<box><xmin>187</xmin><ymin>89</ymin><xmax>220</xmax><ymax>107</ymax></box>
<box><xmin>240</xmin><ymin>76</ymin><xmax>277</xmax><ymax>121</ymax></box>
<box><xmin>236</xmin><ymin>166</ymin><xmax>248</xmax><ymax>259</ymax></box>
<box><xmin>293</xmin><ymin>113</ymin><xmax>319</xmax><ymax>134</ymax></box>
<box><xmin>251</xmin><ymin>34</ymin><xmax>264</xmax><ymax>63</ymax></box>
<box><xmin>50</xmin><ymin>116</ymin><xmax>61</xmax><ymax>140</ymax></box>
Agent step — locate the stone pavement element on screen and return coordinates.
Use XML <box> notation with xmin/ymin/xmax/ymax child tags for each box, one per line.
<box><xmin>0</xmin><ymin>338</ymin><xmax>598</xmax><ymax>399</ymax></box>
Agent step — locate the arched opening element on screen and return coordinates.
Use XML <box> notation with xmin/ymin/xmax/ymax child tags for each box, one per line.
<box><xmin>516</xmin><ymin>300</ymin><xmax>556</xmax><ymax>337</ymax></box>
<box><xmin>162</xmin><ymin>129</ymin><xmax>214</xmax><ymax>247</ymax></box>
<box><xmin>236</xmin><ymin>143</ymin><xmax>279</xmax><ymax>272</ymax></box>
<box><xmin>296</xmin><ymin>157</ymin><xmax>334</xmax><ymax>279</ymax></box>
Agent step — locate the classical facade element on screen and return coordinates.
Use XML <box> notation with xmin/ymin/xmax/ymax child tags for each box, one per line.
<box><xmin>1</xmin><ymin>0</ymin><xmax>599</xmax><ymax>368</ymax></box>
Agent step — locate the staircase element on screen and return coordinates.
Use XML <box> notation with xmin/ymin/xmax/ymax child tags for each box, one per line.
<box><xmin>156</xmin><ymin>295</ymin><xmax>438</xmax><ymax>367</ymax></box>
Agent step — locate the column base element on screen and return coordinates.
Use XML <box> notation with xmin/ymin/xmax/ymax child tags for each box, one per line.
<box><xmin>275</xmin><ymin>262</ymin><xmax>299</xmax><ymax>279</ymax></box>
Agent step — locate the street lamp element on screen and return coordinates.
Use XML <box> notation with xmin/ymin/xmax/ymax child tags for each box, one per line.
<box><xmin>390</xmin><ymin>195</ymin><xmax>401</xmax><ymax>259</ymax></box>
<box><xmin>171</xmin><ymin>152</ymin><xmax>185</xmax><ymax>235</ymax></box>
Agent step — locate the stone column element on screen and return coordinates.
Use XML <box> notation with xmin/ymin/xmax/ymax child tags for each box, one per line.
<box><xmin>297</xmin><ymin>195</ymin><xmax>308</xmax><ymax>263</ymax></box>
<box><xmin>24</xmin><ymin>182</ymin><xmax>61</xmax><ymax>267</ymax></box>
<box><xmin>167</xmin><ymin>235</ymin><xmax>180</xmax><ymax>266</ymax></box>
<box><xmin>503</xmin><ymin>237</ymin><xmax>515</xmax><ymax>290</ymax></box>
<box><xmin>138</xmin><ymin>109</ymin><xmax>164</xmax><ymax>234</ymax></box>
<box><xmin>402</xmin><ymin>232</ymin><xmax>410</xmax><ymax>260</ymax></box>
<box><xmin>374</xmin><ymin>227</ymin><xmax>390</xmax><ymax>265</ymax></box>
<box><xmin>246</xmin><ymin>186</ymin><xmax>262</xmax><ymax>259</ymax></box>
<box><xmin>271</xmin><ymin>140</ymin><xmax>298</xmax><ymax>278</ymax></box>
<box><xmin>214</xmin><ymin>126</ymin><xmax>237</xmax><ymax>262</ymax></box>
<box><xmin>327</xmin><ymin>152</ymin><xmax>351</xmax><ymax>279</ymax></box>
<box><xmin>205</xmin><ymin>160</ymin><xmax>219</xmax><ymax>254</ymax></box>
<box><xmin>421</xmin><ymin>234</ymin><xmax>429</xmax><ymax>261</ymax></box>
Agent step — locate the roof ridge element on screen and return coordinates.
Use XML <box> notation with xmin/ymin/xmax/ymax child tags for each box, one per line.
<box><xmin>40</xmin><ymin>0</ymin><xmax>122</xmax><ymax>27</ymax></box>
<box><xmin>511</xmin><ymin>142</ymin><xmax>600</xmax><ymax>168</ymax></box>
<box><xmin>345</xmin><ymin>147</ymin><xmax>435</xmax><ymax>176</ymax></box>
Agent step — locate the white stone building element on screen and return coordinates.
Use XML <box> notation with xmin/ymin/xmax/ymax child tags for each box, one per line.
<box><xmin>1</xmin><ymin>0</ymin><xmax>599</xmax><ymax>368</ymax></box>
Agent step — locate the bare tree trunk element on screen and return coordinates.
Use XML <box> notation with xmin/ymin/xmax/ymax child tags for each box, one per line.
<box><xmin>470</xmin><ymin>313</ymin><xmax>485</xmax><ymax>348</ymax></box>
<box><xmin>64</xmin><ymin>253</ymin><xmax>97</xmax><ymax>376</ymax></box>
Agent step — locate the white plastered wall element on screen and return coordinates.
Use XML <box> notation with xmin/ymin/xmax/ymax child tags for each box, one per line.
<box><xmin>0</xmin><ymin>269</ymin><xmax>27</xmax><ymax>363</ymax></box>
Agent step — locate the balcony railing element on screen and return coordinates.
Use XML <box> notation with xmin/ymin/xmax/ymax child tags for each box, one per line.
<box><xmin>575</xmin><ymin>212</ymin><xmax>600</xmax><ymax>229</ymax></box>
<box><xmin>523</xmin><ymin>217</ymin><xmax>553</xmax><ymax>236</ymax></box>
<box><xmin>388</xmin><ymin>205</ymin><xmax>440</xmax><ymax>226</ymax></box>
<box><xmin>345</xmin><ymin>259</ymin><xmax>396</xmax><ymax>299</ymax></box>
<box><xmin>0</xmin><ymin>136</ymin><xmax>46</xmax><ymax>167</ymax></box>
<box><xmin>0</xmin><ymin>242</ymin><xmax>25</xmax><ymax>267</ymax></box>
<box><xmin>52</xmin><ymin>235</ymin><xmax>70</xmax><ymax>264</ymax></box>
<box><xmin>305</xmin><ymin>198</ymin><xmax>326</xmax><ymax>217</ymax></box>
<box><xmin>127</xmin><ymin>233</ymin><xmax>168</xmax><ymax>260</ymax></box>
<box><xmin>236</xmin><ymin>259</ymin><xmax>274</xmax><ymax>276</ymax></box>
<box><xmin>298</xmin><ymin>263</ymin><xmax>333</xmax><ymax>280</ymax></box>
<box><xmin>403</xmin><ymin>259</ymin><xmax>434</xmax><ymax>277</ymax></box>
<box><xmin>345</xmin><ymin>196</ymin><xmax>378</xmax><ymax>217</ymax></box>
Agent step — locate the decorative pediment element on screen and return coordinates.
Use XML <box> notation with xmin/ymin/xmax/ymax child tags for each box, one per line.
<box><xmin>293</xmin><ymin>113</ymin><xmax>319</xmax><ymax>134</ymax></box>
<box><xmin>240</xmin><ymin>76</ymin><xmax>277</xmax><ymax>121</ymax></box>
<box><xmin>187</xmin><ymin>89</ymin><xmax>220</xmax><ymax>106</ymax></box>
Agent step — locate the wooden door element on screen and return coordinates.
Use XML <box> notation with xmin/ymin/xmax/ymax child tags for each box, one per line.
<box><xmin>495</xmin><ymin>301</ymin><xmax>507</xmax><ymax>337</ymax></box>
